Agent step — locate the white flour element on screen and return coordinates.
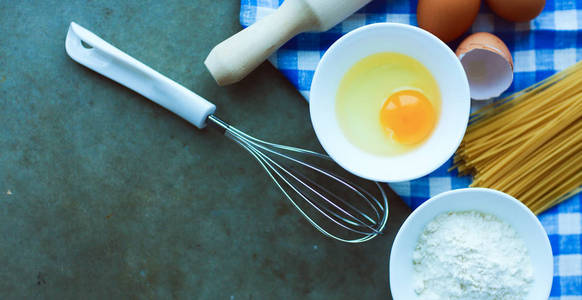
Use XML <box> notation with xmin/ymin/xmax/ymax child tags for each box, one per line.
<box><xmin>413</xmin><ymin>211</ymin><xmax>533</xmax><ymax>300</ymax></box>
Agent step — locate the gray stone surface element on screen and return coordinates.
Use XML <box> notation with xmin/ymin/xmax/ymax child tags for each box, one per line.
<box><xmin>0</xmin><ymin>1</ymin><xmax>410</xmax><ymax>299</ymax></box>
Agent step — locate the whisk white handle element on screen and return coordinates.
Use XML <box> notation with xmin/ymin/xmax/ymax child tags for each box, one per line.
<box><xmin>65</xmin><ymin>22</ymin><xmax>216</xmax><ymax>129</ymax></box>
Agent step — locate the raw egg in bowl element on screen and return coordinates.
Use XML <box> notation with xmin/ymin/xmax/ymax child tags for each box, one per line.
<box><xmin>310</xmin><ymin>23</ymin><xmax>470</xmax><ymax>182</ymax></box>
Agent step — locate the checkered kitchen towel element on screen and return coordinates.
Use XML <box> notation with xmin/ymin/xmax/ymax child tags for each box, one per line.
<box><xmin>240</xmin><ymin>0</ymin><xmax>582</xmax><ymax>298</ymax></box>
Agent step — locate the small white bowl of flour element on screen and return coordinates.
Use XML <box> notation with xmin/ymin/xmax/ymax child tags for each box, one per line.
<box><xmin>389</xmin><ymin>188</ymin><xmax>553</xmax><ymax>300</ymax></box>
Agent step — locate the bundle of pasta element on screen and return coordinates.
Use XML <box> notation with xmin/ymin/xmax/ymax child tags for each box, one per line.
<box><xmin>452</xmin><ymin>61</ymin><xmax>582</xmax><ymax>214</ymax></box>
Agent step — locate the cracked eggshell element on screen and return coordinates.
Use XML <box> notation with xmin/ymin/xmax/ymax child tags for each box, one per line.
<box><xmin>456</xmin><ymin>32</ymin><xmax>514</xmax><ymax>100</ymax></box>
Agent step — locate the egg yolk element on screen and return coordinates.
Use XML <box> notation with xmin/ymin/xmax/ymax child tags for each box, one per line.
<box><xmin>380</xmin><ymin>90</ymin><xmax>436</xmax><ymax>145</ymax></box>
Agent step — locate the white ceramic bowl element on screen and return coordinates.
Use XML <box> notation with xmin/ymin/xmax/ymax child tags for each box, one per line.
<box><xmin>389</xmin><ymin>188</ymin><xmax>553</xmax><ymax>300</ymax></box>
<box><xmin>310</xmin><ymin>23</ymin><xmax>470</xmax><ymax>182</ymax></box>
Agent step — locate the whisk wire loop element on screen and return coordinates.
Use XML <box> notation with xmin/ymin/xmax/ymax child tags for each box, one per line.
<box><xmin>208</xmin><ymin>115</ymin><xmax>389</xmax><ymax>243</ymax></box>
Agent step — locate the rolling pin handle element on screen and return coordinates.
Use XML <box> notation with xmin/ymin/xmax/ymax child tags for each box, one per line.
<box><xmin>204</xmin><ymin>0</ymin><xmax>316</xmax><ymax>86</ymax></box>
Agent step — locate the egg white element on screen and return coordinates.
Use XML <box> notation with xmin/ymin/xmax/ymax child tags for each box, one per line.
<box><xmin>335</xmin><ymin>52</ymin><xmax>441</xmax><ymax>156</ymax></box>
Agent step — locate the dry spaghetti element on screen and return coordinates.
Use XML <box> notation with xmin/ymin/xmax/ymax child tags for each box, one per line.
<box><xmin>451</xmin><ymin>61</ymin><xmax>582</xmax><ymax>215</ymax></box>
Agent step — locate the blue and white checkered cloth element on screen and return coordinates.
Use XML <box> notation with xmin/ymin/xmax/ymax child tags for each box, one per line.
<box><xmin>241</xmin><ymin>0</ymin><xmax>582</xmax><ymax>298</ymax></box>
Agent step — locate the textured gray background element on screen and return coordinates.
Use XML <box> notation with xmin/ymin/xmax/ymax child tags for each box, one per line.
<box><xmin>0</xmin><ymin>1</ymin><xmax>410</xmax><ymax>299</ymax></box>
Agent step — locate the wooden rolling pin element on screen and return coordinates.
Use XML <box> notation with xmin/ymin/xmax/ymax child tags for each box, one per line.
<box><xmin>204</xmin><ymin>0</ymin><xmax>372</xmax><ymax>86</ymax></box>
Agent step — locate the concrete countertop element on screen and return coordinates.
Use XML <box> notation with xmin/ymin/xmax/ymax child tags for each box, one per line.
<box><xmin>0</xmin><ymin>1</ymin><xmax>410</xmax><ymax>298</ymax></box>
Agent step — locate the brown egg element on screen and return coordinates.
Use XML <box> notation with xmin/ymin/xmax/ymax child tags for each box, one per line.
<box><xmin>486</xmin><ymin>0</ymin><xmax>545</xmax><ymax>22</ymax></box>
<box><xmin>417</xmin><ymin>0</ymin><xmax>481</xmax><ymax>42</ymax></box>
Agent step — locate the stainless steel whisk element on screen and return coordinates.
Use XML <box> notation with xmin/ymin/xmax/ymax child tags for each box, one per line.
<box><xmin>65</xmin><ymin>22</ymin><xmax>389</xmax><ymax>243</ymax></box>
<box><xmin>208</xmin><ymin>115</ymin><xmax>388</xmax><ymax>242</ymax></box>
